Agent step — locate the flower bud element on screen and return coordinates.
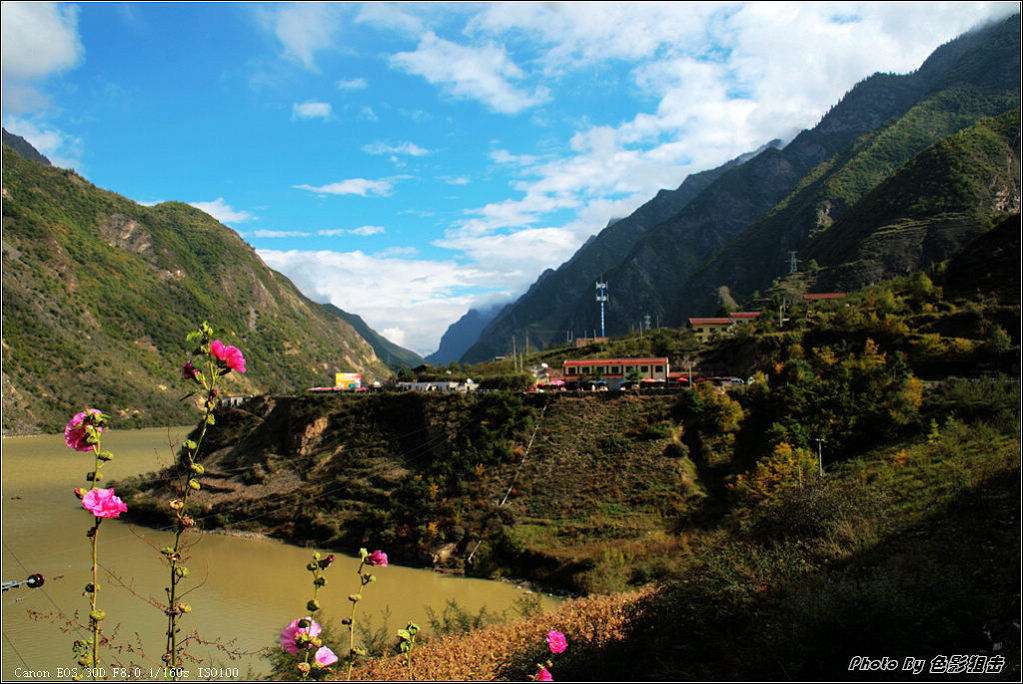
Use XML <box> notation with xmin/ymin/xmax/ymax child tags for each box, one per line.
<box><xmin>190</xmin><ymin>463</ymin><xmax>205</xmax><ymax>475</ymax></box>
<box><xmin>341</xmin><ymin>618</ymin><xmax>352</xmax><ymax>625</ymax></box>
<box><xmin>97</xmin><ymin>451</ymin><xmax>114</xmax><ymax>462</ymax></box>
<box><xmin>188</xmin><ymin>479</ymin><xmax>201</xmax><ymax>490</ymax></box>
<box><xmin>306</xmin><ymin>562</ymin><xmax>319</xmax><ymax>572</ymax></box>
<box><xmin>169</xmin><ymin>499</ymin><xmax>184</xmax><ymax>510</ymax></box>
<box><xmin>296</xmin><ymin>663</ymin><xmax>311</xmax><ymax>674</ymax></box>
<box><xmin>306</xmin><ymin>599</ymin><xmax>320</xmax><ymax>612</ymax></box>
<box><xmin>178</xmin><ymin>603</ymin><xmax>192</xmax><ymax>613</ymax></box>
<box><xmin>174</xmin><ymin>566</ymin><xmax>190</xmax><ymax>578</ymax></box>
<box><xmin>84</xmin><ymin>583</ymin><xmax>99</xmax><ymax>593</ymax></box>
<box><xmin>318</xmin><ymin>554</ymin><xmax>335</xmax><ymax>569</ymax></box>
<box><xmin>89</xmin><ymin>609</ymin><xmax>106</xmax><ymax>621</ymax></box>
<box><xmin>348</xmin><ymin>594</ymin><xmax>361</xmax><ymax>603</ymax></box>
<box><xmin>180</xmin><ymin>515</ymin><xmax>195</xmax><ymax>528</ymax></box>
<box><xmin>297</xmin><ymin>618</ymin><xmax>311</xmax><ymax>629</ymax></box>
<box><xmin>74</xmin><ymin>488</ymin><xmax>86</xmax><ymax>499</ymax></box>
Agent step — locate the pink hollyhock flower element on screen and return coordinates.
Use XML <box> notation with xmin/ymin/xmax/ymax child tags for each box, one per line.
<box><xmin>536</xmin><ymin>666</ymin><xmax>554</xmax><ymax>681</ymax></box>
<box><xmin>182</xmin><ymin>361</ymin><xmax>199</xmax><ymax>382</ymax></box>
<box><xmin>547</xmin><ymin>630</ymin><xmax>567</xmax><ymax>654</ymax></box>
<box><xmin>65</xmin><ymin>409</ymin><xmax>104</xmax><ymax>451</ymax></box>
<box><xmin>279</xmin><ymin>617</ymin><xmax>321</xmax><ymax>655</ymax></box>
<box><xmin>314</xmin><ymin>646</ymin><xmax>338</xmax><ymax>666</ymax></box>
<box><xmin>209</xmin><ymin>340</ymin><xmax>246</xmax><ymax>373</ymax></box>
<box><xmin>366</xmin><ymin>550</ymin><xmax>388</xmax><ymax>566</ymax></box>
<box><xmin>82</xmin><ymin>488</ymin><xmax>127</xmax><ymax>519</ymax></box>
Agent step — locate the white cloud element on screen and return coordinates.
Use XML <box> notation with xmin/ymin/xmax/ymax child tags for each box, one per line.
<box><xmin>258</xmin><ymin>248</ymin><xmax>501</xmax><ymax>355</ymax></box>
<box><xmin>268</xmin><ymin>2</ymin><xmax>344</xmax><ymax>69</ymax></box>
<box><xmin>349</xmin><ymin>225</ymin><xmax>387</xmax><ymax>236</ymax></box>
<box><xmin>294</xmin><ymin>178</ymin><xmax>395</xmax><ymax>196</ymax></box>
<box><xmin>318</xmin><ymin>226</ymin><xmax>387</xmax><ymax>237</ymax></box>
<box><xmin>1</xmin><ymin>2</ymin><xmax>83</xmax><ymax>113</ymax></box>
<box><xmin>362</xmin><ymin>141</ymin><xmax>429</xmax><ymax>156</ymax></box>
<box><xmin>292</xmin><ymin>101</ymin><xmax>332</xmax><ymax>120</ymax></box>
<box><xmin>188</xmin><ymin>198</ymin><xmax>257</xmax><ymax>224</ymax></box>
<box><xmin>390</xmin><ymin>32</ymin><xmax>550</xmax><ymax>114</ymax></box>
<box><xmin>252</xmin><ymin>229</ymin><xmax>310</xmax><ymax>238</ymax></box>
<box><xmin>374</xmin><ymin>246</ymin><xmax>419</xmax><ymax>258</ymax></box>
<box><xmin>336</xmin><ymin>77</ymin><xmax>368</xmax><ymax>90</ymax></box>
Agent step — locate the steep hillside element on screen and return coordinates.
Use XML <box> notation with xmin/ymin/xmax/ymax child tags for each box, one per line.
<box><xmin>1</xmin><ymin>146</ymin><xmax>390</xmax><ymax>434</ymax></box>
<box><xmin>463</xmin><ymin>14</ymin><xmax>1019</xmax><ymax>361</ymax></box>
<box><xmin>677</xmin><ymin>101</ymin><xmax>1020</xmax><ymax>316</ymax></box>
<box><xmin>460</xmin><ymin>142</ymin><xmax>781</xmax><ymax>363</ymax></box>
<box><xmin>805</xmin><ymin>109</ymin><xmax>1020</xmax><ymax>290</ymax></box>
<box><xmin>325</xmin><ymin>304</ymin><xmax>424</xmax><ymax>370</ymax></box>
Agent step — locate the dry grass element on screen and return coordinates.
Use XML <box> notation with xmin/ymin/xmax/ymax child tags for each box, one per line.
<box><xmin>340</xmin><ymin>586</ymin><xmax>656</xmax><ymax>682</ymax></box>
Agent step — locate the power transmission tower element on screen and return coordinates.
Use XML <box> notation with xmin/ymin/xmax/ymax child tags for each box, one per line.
<box><xmin>595</xmin><ymin>280</ymin><xmax>608</xmax><ymax>337</ymax></box>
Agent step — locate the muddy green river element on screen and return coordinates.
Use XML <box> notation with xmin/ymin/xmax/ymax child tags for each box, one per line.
<box><xmin>2</xmin><ymin>427</ymin><xmax>558</xmax><ymax>681</ymax></box>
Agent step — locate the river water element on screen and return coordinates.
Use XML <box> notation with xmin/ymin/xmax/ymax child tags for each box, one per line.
<box><xmin>2</xmin><ymin>428</ymin><xmax>558</xmax><ymax>681</ymax></box>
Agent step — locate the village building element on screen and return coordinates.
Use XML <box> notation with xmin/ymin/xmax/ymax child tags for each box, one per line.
<box><xmin>562</xmin><ymin>357</ymin><xmax>669</xmax><ymax>390</ymax></box>
<box><xmin>688</xmin><ymin>312</ymin><xmax>762</xmax><ymax>343</ymax></box>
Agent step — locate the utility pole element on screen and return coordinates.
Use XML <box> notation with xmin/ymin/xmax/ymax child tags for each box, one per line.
<box><xmin>816</xmin><ymin>437</ymin><xmax>825</xmax><ymax>476</ymax></box>
<box><xmin>595</xmin><ymin>280</ymin><xmax>608</xmax><ymax>338</ymax></box>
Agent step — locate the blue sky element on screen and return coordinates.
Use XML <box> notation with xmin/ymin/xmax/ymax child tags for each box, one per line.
<box><xmin>3</xmin><ymin>1</ymin><xmax>1018</xmax><ymax>355</ymax></box>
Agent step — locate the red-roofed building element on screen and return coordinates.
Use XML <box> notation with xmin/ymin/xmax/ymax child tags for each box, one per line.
<box><xmin>688</xmin><ymin>312</ymin><xmax>761</xmax><ymax>342</ymax></box>
<box><xmin>562</xmin><ymin>357</ymin><xmax>669</xmax><ymax>389</ymax></box>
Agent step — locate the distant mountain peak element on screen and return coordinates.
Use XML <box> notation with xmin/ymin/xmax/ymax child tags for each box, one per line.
<box><xmin>2</xmin><ymin>128</ymin><xmax>52</xmax><ymax>166</ymax></box>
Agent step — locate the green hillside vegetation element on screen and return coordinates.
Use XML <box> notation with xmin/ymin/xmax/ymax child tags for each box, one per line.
<box><xmin>1</xmin><ymin>147</ymin><xmax>390</xmax><ymax>434</ymax></box>
<box><xmin>816</xmin><ymin>115</ymin><xmax>1018</xmax><ymax>271</ymax></box>
<box><xmin>115</xmin><ymin>245</ymin><xmax>1019</xmax><ymax>679</ymax></box>
<box><xmin>676</xmin><ymin>97</ymin><xmax>1019</xmax><ymax>320</ymax></box>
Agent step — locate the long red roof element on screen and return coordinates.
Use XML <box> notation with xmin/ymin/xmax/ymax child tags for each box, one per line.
<box><xmin>563</xmin><ymin>357</ymin><xmax>668</xmax><ymax>367</ymax></box>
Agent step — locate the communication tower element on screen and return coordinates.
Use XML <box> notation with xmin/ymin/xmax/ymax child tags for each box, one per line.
<box><xmin>595</xmin><ymin>280</ymin><xmax>608</xmax><ymax>337</ymax></box>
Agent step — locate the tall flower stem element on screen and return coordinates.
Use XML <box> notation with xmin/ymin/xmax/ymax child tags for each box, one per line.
<box><xmin>67</xmin><ymin>409</ymin><xmax>124</xmax><ymax>680</ymax></box>
<box><xmin>162</xmin><ymin>322</ymin><xmax>245</xmax><ymax>678</ymax></box>
<box><xmin>344</xmin><ymin>549</ymin><xmax>387</xmax><ymax>681</ymax></box>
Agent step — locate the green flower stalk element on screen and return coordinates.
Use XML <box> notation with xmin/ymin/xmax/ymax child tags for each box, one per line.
<box><xmin>343</xmin><ymin>548</ymin><xmax>388</xmax><ymax>680</ymax></box>
<box><xmin>162</xmin><ymin>322</ymin><xmax>246</xmax><ymax>677</ymax></box>
<box><xmin>66</xmin><ymin>408</ymin><xmax>126</xmax><ymax>680</ymax></box>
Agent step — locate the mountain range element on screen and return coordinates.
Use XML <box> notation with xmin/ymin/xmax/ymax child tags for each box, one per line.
<box><xmin>459</xmin><ymin>14</ymin><xmax>1020</xmax><ymax>363</ymax></box>
<box><xmin>0</xmin><ymin>141</ymin><xmax>416</xmax><ymax>434</ymax></box>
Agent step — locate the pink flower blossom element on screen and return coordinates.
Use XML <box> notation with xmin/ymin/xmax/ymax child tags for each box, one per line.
<box><xmin>82</xmin><ymin>488</ymin><xmax>127</xmax><ymax>519</ymax></box>
<box><xmin>536</xmin><ymin>666</ymin><xmax>554</xmax><ymax>681</ymax></box>
<box><xmin>182</xmin><ymin>361</ymin><xmax>199</xmax><ymax>382</ymax></box>
<box><xmin>64</xmin><ymin>409</ymin><xmax>104</xmax><ymax>451</ymax></box>
<box><xmin>210</xmin><ymin>340</ymin><xmax>246</xmax><ymax>373</ymax></box>
<box><xmin>279</xmin><ymin>617</ymin><xmax>321</xmax><ymax>655</ymax></box>
<box><xmin>546</xmin><ymin>630</ymin><xmax>567</xmax><ymax>654</ymax></box>
<box><xmin>314</xmin><ymin>646</ymin><xmax>338</xmax><ymax>666</ymax></box>
<box><xmin>366</xmin><ymin>550</ymin><xmax>388</xmax><ymax>566</ymax></box>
